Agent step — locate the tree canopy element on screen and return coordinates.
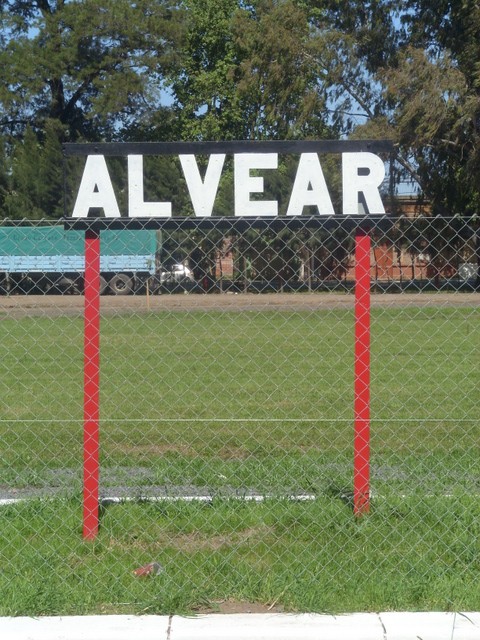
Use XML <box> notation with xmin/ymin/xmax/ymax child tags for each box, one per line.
<box><xmin>0</xmin><ymin>0</ymin><xmax>479</xmax><ymax>218</ymax></box>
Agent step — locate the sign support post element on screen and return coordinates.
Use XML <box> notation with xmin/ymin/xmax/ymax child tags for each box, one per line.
<box><xmin>83</xmin><ymin>228</ymin><xmax>101</xmax><ymax>539</ymax></box>
<box><xmin>353</xmin><ymin>225</ymin><xmax>371</xmax><ymax>515</ymax></box>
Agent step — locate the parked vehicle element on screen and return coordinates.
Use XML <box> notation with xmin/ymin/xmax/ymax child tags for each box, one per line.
<box><xmin>159</xmin><ymin>263</ymin><xmax>194</xmax><ymax>284</ymax></box>
<box><xmin>0</xmin><ymin>226</ymin><xmax>161</xmax><ymax>295</ymax></box>
<box><xmin>457</xmin><ymin>262</ymin><xmax>478</xmax><ymax>281</ymax></box>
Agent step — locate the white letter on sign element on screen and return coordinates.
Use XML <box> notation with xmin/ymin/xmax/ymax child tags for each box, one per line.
<box><xmin>179</xmin><ymin>154</ymin><xmax>225</xmax><ymax>217</ymax></box>
<box><xmin>72</xmin><ymin>155</ymin><xmax>120</xmax><ymax>218</ymax></box>
<box><xmin>128</xmin><ymin>155</ymin><xmax>172</xmax><ymax>217</ymax></box>
<box><xmin>342</xmin><ymin>152</ymin><xmax>385</xmax><ymax>215</ymax></box>
<box><xmin>286</xmin><ymin>153</ymin><xmax>334</xmax><ymax>216</ymax></box>
<box><xmin>234</xmin><ymin>153</ymin><xmax>278</xmax><ymax>216</ymax></box>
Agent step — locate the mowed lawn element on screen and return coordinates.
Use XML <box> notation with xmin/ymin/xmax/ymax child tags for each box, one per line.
<box><xmin>0</xmin><ymin>304</ymin><xmax>478</xmax><ymax>494</ymax></box>
<box><xmin>2</xmin><ymin>494</ymin><xmax>480</xmax><ymax>616</ymax></box>
<box><xmin>0</xmin><ymin>299</ymin><xmax>479</xmax><ymax>614</ymax></box>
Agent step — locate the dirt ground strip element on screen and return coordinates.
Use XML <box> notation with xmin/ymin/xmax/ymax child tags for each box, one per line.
<box><xmin>0</xmin><ymin>292</ymin><xmax>479</xmax><ymax>318</ymax></box>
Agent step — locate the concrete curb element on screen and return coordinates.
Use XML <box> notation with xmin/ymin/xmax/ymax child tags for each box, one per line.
<box><xmin>1</xmin><ymin>612</ymin><xmax>480</xmax><ymax>640</ymax></box>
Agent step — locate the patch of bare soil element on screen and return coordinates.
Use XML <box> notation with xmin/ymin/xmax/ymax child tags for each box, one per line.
<box><xmin>168</xmin><ymin>525</ymin><xmax>274</xmax><ymax>554</ymax></box>
<box><xmin>195</xmin><ymin>598</ymin><xmax>285</xmax><ymax>614</ymax></box>
<box><xmin>1</xmin><ymin>291</ymin><xmax>478</xmax><ymax>319</ymax></box>
<box><xmin>217</xmin><ymin>446</ymin><xmax>250</xmax><ymax>460</ymax></box>
<box><xmin>107</xmin><ymin>525</ymin><xmax>273</xmax><ymax>556</ymax></box>
<box><xmin>110</xmin><ymin>443</ymin><xmax>197</xmax><ymax>457</ymax></box>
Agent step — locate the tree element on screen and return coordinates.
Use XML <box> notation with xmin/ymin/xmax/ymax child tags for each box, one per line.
<box><xmin>379</xmin><ymin>45</ymin><xmax>475</xmax><ymax>214</ymax></box>
<box><xmin>4</xmin><ymin>127</ymin><xmax>46</xmax><ymax>219</ymax></box>
<box><xmin>0</xmin><ymin>0</ymin><xmax>183</xmax><ymax>141</ymax></box>
<box><xmin>305</xmin><ymin>0</ymin><xmax>399</xmax><ymax>134</ymax></box>
<box><xmin>0</xmin><ymin>136</ymin><xmax>9</xmax><ymax>215</ymax></box>
<box><xmin>6</xmin><ymin>0</ymin><xmax>479</xmax><ymax>223</ymax></box>
<box><xmin>172</xmin><ymin>0</ymin><xmax>332</xmax><ymax>141</ymax></box>
<box><xmin>232</xmin><ymin>0</ymin><xmax>330</xmax><ymax>140</ymax></box>
<box><xmin>391</xmin><ymin>1</ymin><xmax>480</xmax><ymax>215</ymax></box>
<box><xmin>311</xmin><ymin>0</ymin><xmax>480</xmax><ymax>215</ymax></box>
<box><xmin>2</xmin><ymin>121</ymin><xmax>64</xmax><ymax>219</ymax></box>
<box><xmin>0</xmin><ymin>0</ymin><xmax>183</xmax><ymax>218</ymax></box>
<box><xmin>172</xmin><ymin>0</ymin><xmax>245</xmax><ymax>140</ymax></box>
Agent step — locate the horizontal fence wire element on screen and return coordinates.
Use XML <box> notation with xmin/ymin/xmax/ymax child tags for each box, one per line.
<box><xmin>0</xmin><ymin>215</ymin><xmax>478</xmax><ymax>615</ymax></box>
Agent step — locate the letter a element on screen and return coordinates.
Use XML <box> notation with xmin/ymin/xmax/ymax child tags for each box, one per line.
<box><xmin>72</xmin><ymin>155</ymin><xmax>121</xmax><ymax>218</ymax></box>
<box><xmin>286</xmin><ymin>153</ymin><xmax>334</xmax><ymax>215</ymax></box>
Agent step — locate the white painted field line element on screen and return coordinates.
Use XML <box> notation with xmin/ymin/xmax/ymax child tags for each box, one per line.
<box><xmin>0</xmin><ymin>494</ymin><xmax>318</xmax><ymax>507</ymax></box>
<box><xmin>0</xmin><ymin>418</ymin><xmax>476</xmax><ymax>422</ymax></box>
<box><xmin>101</xmin><ymin>494</ymin><xmax>318</xmax><ymax>504</ymax></box>
<box><xmin>2</xmin><ymin>492</ymin><xmax>476</xmax><ymax>508</ymax></box>
<box><xmin>0</xmin><ymin>498</ymin><xmax>27</xmax><ymax>506</ymax></box>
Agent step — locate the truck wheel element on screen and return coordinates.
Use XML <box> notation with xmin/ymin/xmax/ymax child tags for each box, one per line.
<box><xmin>148</xmin><ymin>275</ymin><xmax>161</xmax><ymax>294</ymax></box>
<box><xmin>108</xmin><ymin>274</ymin><xmax>133</xmax><ymax>295</ymax></box>
<box><xmin>0</xmin><ymin>277</ymin><xmax>7</xmax><ymax>295</ymax></box>
<box><xmin>99</xmin><ymin>276</ymin><xmax>108</xmax><ymax>295</ymax></box>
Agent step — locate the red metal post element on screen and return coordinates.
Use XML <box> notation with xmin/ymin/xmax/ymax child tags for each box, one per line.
<box><xmin>83</xmin><ymin>229</ymin><xmax>100</xmax><ymax>539</ymax></box>
<box><xmin>354</xmin><ymin>227</ymin><xmax>371</xmax><ymax>515</ymax></box>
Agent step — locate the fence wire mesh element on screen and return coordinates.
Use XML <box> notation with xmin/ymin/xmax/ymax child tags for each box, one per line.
<box><xmin>0</xmin><ymin>216</ymin><xmax>479</xmax><ymax>615</ymax></box>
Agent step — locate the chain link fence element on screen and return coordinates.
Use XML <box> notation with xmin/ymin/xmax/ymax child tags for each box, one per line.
<box><xmin>0</xmin><ymin>216</ymin><xmax>479</xmax><ymax>615</ymax></box>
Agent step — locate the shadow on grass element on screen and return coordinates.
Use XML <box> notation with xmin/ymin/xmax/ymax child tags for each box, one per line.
<box><xmin>324</xmin><ymin>483</ymin><xmax>355</xmax><ymax>510</ymax></box>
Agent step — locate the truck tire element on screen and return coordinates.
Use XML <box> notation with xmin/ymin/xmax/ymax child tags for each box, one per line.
<box><xmin>0</xmin><ymin>275</ymin><xmax>8</xmax><ymax>295</ymax></box>
<box><xmin>108</xmin><ymin>274</ymin><xmax>133</xmax><ymax>295</ymax></box>
<box><xmin>99</xmin><ymin>276</ymin><xmax>108</xmax><ymax>295</ymax></box>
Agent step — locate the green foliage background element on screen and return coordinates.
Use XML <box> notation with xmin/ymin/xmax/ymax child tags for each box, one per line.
<box><xmin>1</xmin><ymin>1</ymin><xmax>480</xmax><ymax>217</ymax></box>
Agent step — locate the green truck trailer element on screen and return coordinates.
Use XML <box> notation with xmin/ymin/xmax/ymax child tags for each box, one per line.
<box><xmin>0</xmin><ymin>226</ymin><xmax>161</xmax><ymax>294</ymax></box>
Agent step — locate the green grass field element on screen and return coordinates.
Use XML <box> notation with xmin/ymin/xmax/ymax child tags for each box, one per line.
<box><xmin>0</xmin><ymin>300</ymin><xmax>479</xmax><ymax>615</ymax></box>
<box><xmin>2</xmin><ymin>496</ymin><xmax>480</xmax><ymax>616</ymax></box>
